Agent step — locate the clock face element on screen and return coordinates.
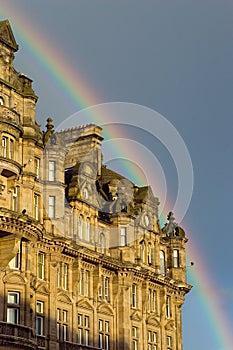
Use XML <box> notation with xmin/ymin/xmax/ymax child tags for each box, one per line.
<box><xmin>83</xmin><ymin>187</ymin><xmax>89</xmax><ymax>199</ymax></box>
<box><xmin>144</xmin><ymin>214</ymin><xmax>150</xmax><ymax>227</ymax></box>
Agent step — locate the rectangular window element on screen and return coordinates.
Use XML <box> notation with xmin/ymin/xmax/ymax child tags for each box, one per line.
<box><xmin>49</xmin><ymin>161</ymin><xmax>55</xmax><ymax>181</ymax></box>
<box><xmin>9</xmin><ymin>139</ymin><xmax>14</xmax><ymax>159</ymax></box>
<box><xmin>148</xmin><ymin>330</ymin><xmax>157</xmax><ymax>350</ymax></box>
<box><xmin>132</xmin><ymin>326</ymin><xmax>138</xmax><ymax>350</ymax></box>
<box><xmin>160</xmin><ymin>250</ymin><xmax>165</xmax><ymax>276</ymax></box>
<box><xmin>167</xmin><ymin>335</ymin><xmax>172</xmax><ymax>348</ymax></box>
<box><xmin>120</xmin><ymin>227</ymin><xmax>127</xmax><ymax>246</ymax></box>
<box><xmin>104</xmin><ymin>277</ymin><xmax>109</xmax><ymax>301</ymax></box>
<box><xmin>57</xmin><ymin>308</ymin><xmax>68</xmax><ymax>341</ymax></box>
<box><xmin>152</xmin><ymin>291</ymin><xmax>157</xmax><ymax>313</ymax></box>
<box><xmin>63</xmin><ymin>263</ymin><xmax>68</xmax><ymax>290</ymax></box>
<box><xmin>86</xmin><ymin>218</ymin><xmax>90</xmax><ymax>241</ymax></box>
<box><xmin>63</xmin><ymin>324</ymin><xmax>68</xmax><ymax>341</ymax></box>
<box><xmin>34</xmin><ymin>158</ymin><xmax>40</xmax><ymax>179</ymax></box>
<box><xmin>132</xmin><ymin>283</ymin><xmax>137</xmax><ymax>308</ymax></box>
<box><xmin>166</xmin><ymin>295</ymin><xmax>171</xmax><ymax>318</ymax></box>
<box><xmin>147</xmin><ymin>289</ymin><xmax>151</xmax><ymax>312</ymax></box>
<box><xmin>99</xmin><ymin>319</ymin><xmax>110</xmax><ymax>350</ymax></box>
<box><xmin>77</xmin><ymin>314</ymin><xmax>89</xmax><ymax>345</ymax></box>
<box><xmin>78</xmin><ymin>215</ymin><xmax>83</xmax><ymax>239</ymax></box>
<box><xmin>99</xmin><ymin>279</ymin><xmax>103</xmax><ymax>300</ymax></box>
<box><xmin>57</xmin><ymin>262</ymin><xmax>61</xmax><ymax>288</ymax></box>
<box><xmin>12</xmin><ymin>186</ymin><xmax>19</xmax><ymax>212</ymax></box>
<box><xmin>79</xmin><ymin>269</ymin><xmax>90</xmax><ymax>296</ymax></box>
<box><xmin>36</xmin><ymin>301</ymin><xmax>44</xmax><ymax>335</ymax></box>
<box><xmin>2</xmin><ymin>136</ymin><xmax>7</xmax><ymax>157</ymax></box>
<box><xmin>79</xmin><ymin>269</ymin><xmax>83</xmax><ymax>294</ymax></box>
<box><xmin>34</xmin><ymin>194</ymin><xmax>39</xmax><ymax>220</ymax></box>
<box><xmin>84</xmin><ymin>270</ymin><xmax>89</xmax><ymax>296</ymax></box>
<box><xmin>9</xmin><ymin>242</ymin><xmax>21</xmax><ymax>269</ymax></box>
<box><xmin>7</xmin><ymin>292</ymin><xmax>20</xmax><ymax>324</ymax></box>
<box><xmin>2</xmin><ymin>136</ymin><xmax>15</xmax><ymax>159</ymax></box>
<box><xmin>148</xmin><ymin>245</ymin><xmax>152</xmax><ymax>264</ymax></box>
<box><xmin>38</xmin><ymin>252</ymin><xmax>45</xmax><ymax>280</ymax></box>
<box><xmin>77</xmin><ymin>328</ymin><xmax>82</xmax><ymax>344</ymax></box>
<box><xmin>49</xmin><ymin>196</ymin><xmax>55</xmax><ymax>218</ymax></box>
<box><xmin>173</xmin><ymin>249</ymin><xmax>179</xmax><ymax>268</ymax></box>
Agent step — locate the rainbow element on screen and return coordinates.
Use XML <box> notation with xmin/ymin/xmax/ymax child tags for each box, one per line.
<box><xmin>186</xmin><ymin>237</ymin><xmax>233</xmax><ymax>350</ymax></box>
<box><xmin>1</xmin><ymin>3</ymin><xmax>233</xmax><ymax>349</ymax></box>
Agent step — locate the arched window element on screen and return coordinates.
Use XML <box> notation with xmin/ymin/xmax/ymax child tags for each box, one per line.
<box><xmin>78</xmin><ymin>215</ymin><xmax>83</xmax><ymax>239</ymax></box>
<box><xmin>160</xmin><ymin>250</ymin><xmax>166</xmax><ymax>276</ymax></box>
<box><xmin>86</xmin><ymin>218</ymin><xmax>90</xmax><ymax>241</ymax></box>
<box><xmin>0</xmin><ymin>97</ymin><xmax>4</xmax><ymax>105</ymax></box>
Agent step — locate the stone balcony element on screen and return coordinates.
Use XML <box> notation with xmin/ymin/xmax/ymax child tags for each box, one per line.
<box><xmin>0</xmin><ymin>105</ymin><xmax>20</xmax><ymax>126</ymax></box>
<box><xmin>0</xmin><ymin>322</ymin><xmax>37</xmax><ymax>349</ymax></box>
<box><xmin>0</xmin><ymin>208</ymin><xmax>44</xmax><ymax>267</ymax></box>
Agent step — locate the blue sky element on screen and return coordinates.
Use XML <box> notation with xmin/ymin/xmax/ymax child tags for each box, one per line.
<box><xmin>1</xmin><ymin>1</ymin><xmax>233</xmax><ymax>349</ymax></box>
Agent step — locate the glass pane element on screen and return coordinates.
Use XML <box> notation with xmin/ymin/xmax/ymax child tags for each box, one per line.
<box><xmin>8</xmin><ymin>292</ymin><xmax>19</xmax><ymax>304</ymax></box>
<box><xmin>84</xmin><ymin>315</ymin><xmax>89</xmax><ymax>328</ymax></box>
<box><xmin>7</xmin><ymin>308</ymin><xmax>18</xmax><ymax>324</ymax></box>
<box><xmin>99</xmin><ymin>319</ymin><xmax>103</xmax><ymax>331</ymax></box>
<box><xmin>78</xmin><ymin>314</ymin><xmax>82</xmax><ymax>326</ymax></box>
<box><xmin>77</xmin><ymin>328</ymin><xmax>82</xmax><ymax>344</ymax></box>
<box><xmin>36</xmin><ymin>301</ymin><xmax>44</xmax><ymax>313</ymax></box>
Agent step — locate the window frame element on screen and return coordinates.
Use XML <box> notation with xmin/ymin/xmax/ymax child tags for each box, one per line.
<box><xmin>38</xmin><ymin>252</ymin><xmax>45</xmax><ymax>280</ymax></box>
<box><xmin>132</xmin><ymin>283</ymin><xmax>137</xmax><ymax>308</ymax></box>
<box><xmin>7</xmin><ymin>291</ymin><xmax>20</xmax><ymax>324</ymax></box>
<box><xmin>34</xmin><ymin>193</ymin><xmax>39</xmax><ymax>220</ymax></box>
<box><xmin>160</xmin><ymin>250</ymin><xmax>166</xmax><ymax>276</ymax></box>
<box><xmin>34</xmin><ymin>157</ymin><xmax>40</xmax><ymax>179</ymax></box>
<box><xmin>173</xmin><ymin>249</ymin><xmax>179</xmax><ymax>268</ymax></box>
<box><xmin>9</xmin><ymin>240</ymin><xmax>21</xmax><ymax>269</ymax></box>
<box><xmin>48</xmin><ymin>195</ymin><xmax>55</xmax><ymax>219</ymax></box>
<box><xmin>120</xmin><ymin>227</ymin><xmax>127</xmax><ymax>246</ymax></box>
<box><xmin>99</xmin><ymin>319</ymin><xmax>110</xmax><ymax>350</ymax></box>
<box><xmin>49</xmin><ymin>161</ymin><xmax>55</xmax><ymax>181</ymax></box>
<box><xmin>36</xmin><ymin>301</ymin><xmax>44</xmax><ymax>336</ymax></box>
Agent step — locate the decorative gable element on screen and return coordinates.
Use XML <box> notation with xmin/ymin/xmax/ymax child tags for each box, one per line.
<box><xmin>77</xmin><ymin>298</ymin><xmax>94</xmax><ymax>311</ymax></box>
<box><xmin>98</xmin><ymin>303</ymin><xmax>114</xmax><ymax>316</ymax></box>
<box><xmin>146</xmin><ymin>315</ymin><xmax>160</xmax><ymax>327</ymax></box>
<box><xmin>57</xmin><ymin>291</ymin><xmax>73</xmax><ymax>304</ymax></box>
<box><xmin>4</xmin><ymin>272</ymin><xmax>26</xmax><ymax>285</ymax></box>
<box><xmin>36</xmin><ymin>282</ymin><xmax>50</xmax><ymax>295</ymax></box>
<box><xmin>165</xmin><ymin>320</ymin><xmax>176</xmax><ymax>331</ymax></box>
<box><xmin>130</xmin><ymin>310</ymin><xmax>142</xmax><ymax>322</ymax></box>
<box><xmin>0</xmin><ymin>20</ymin><xmax>18</xmax><ymax>51</ymax></box>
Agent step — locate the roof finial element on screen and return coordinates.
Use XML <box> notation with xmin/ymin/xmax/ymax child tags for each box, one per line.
<box><xmin>166</xmin><ymin>211</ymin><xmax>177</xmax><ymax>236</ymax></box>
<box><xmin>43</xmin><ymin>117</ymin><xmax>54</xmax><ymax>145</ymax></box>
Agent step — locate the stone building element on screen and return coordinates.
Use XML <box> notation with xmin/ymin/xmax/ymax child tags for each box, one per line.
<box><xmin>0</xmin><ymin>20</ymin><xmax>191</xmax><ymax>350</ymax></box>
